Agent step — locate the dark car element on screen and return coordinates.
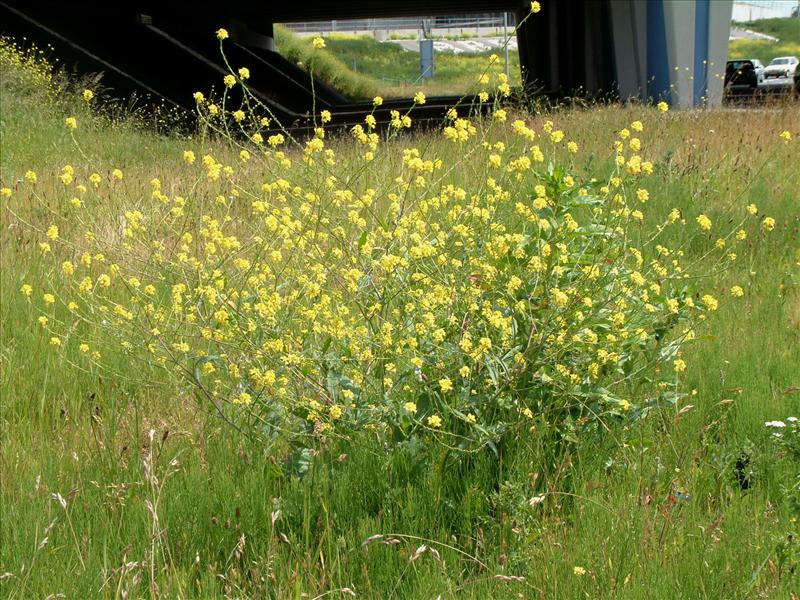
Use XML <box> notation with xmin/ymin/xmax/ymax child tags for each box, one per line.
<box><xmin>795</xmin><ymin>66</ymin><xmax>800</xmax><ymax>97</ymax></box>
<box><xmin>725</xmin><ymin>59</ymin><xmax>763</xmax><ymax>94</ymax></box>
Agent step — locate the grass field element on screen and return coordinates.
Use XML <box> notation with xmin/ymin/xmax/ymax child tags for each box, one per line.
<box><xmin>1</xmin><ymin>38</ymin><xmax>800</xmax><ymax>600</ymax></box>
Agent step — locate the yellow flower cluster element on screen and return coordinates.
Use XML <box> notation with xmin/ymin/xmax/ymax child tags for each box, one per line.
<box><xmin>12</xmin><ymin>38</ymin><xmax>776</xmax><ymax>453</ymax></box>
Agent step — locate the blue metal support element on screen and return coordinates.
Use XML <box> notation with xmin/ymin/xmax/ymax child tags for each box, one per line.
<box><xmin>646</xmin><ymin>0</ymin><xmax>671</xmax><ymax>101</ymax></box>
<box><xmin>693</xmin><ymin>0</ymin><xmax>710</xmax><ymax>106</ymax></box>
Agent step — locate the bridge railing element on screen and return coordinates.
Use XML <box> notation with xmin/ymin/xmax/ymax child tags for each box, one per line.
<box><xmin>282</xmin><ymin>14</ymin><xmax>515</xmax><ymax>34</ymax></box>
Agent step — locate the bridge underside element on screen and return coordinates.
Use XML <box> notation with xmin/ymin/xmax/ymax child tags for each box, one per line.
<box><xmin>1</xmin><ymin>0</ymin><xmax>732</xmax><ymax>127</ymax></box>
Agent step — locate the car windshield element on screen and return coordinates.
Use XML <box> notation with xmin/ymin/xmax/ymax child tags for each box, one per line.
<box><xmin>770</xmin><ymin>59</ymin><xmax>790</xmax><ymax>65</ymax></box>
<box><xmin>728</xmin><ymin>61</ymin><xmax>752</xmax><ymax>69</ymax></box>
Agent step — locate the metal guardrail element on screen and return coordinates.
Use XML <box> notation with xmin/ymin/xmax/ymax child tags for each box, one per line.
<box><xmin>283</xmin><ymin>14</ymin><xmax>515</xmax><ymax>33</ymax></box>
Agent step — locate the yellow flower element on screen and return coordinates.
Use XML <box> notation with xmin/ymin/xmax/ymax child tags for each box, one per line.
<box><xmin>233</xmin><ymin>109</ymin><xmax>245</xmax><ymax>122</ymax></box>
<box><xmin>696</xmin><ymin>214</ymin><xmax>712</xmax><ymax>231</ymax></box>
<box><xmin>320</xmin><ymin>109</ymin><xmax>332</xmax><ymax>123</ymax></box>
<box><xmin>701</xmin><ymin>294</ymin><xmax>718</xmax><ymax>311</ymax></box>
<box><xmin>762</xmin><ymin>216</ymin><xmax>775</xmax><ymax>231</ymax></box>
<box><xmin>224</xmin><ymin>74</ymin><xmax>236</xmax><ymax>88</ymax></box>
<box><xmin>531</xmin><ymin>1</ymin><xmax>542</xmax><ymax>13</ymax></box>
<box><xmin>62</xmin><ymin>261</ymin><xmax>74</xmax><ymax>276</ymax></box>
<box><xmin>0</xmin><ymin>187</ymin><xmax>10</xmax><ymax>198</ymax></box>
<box><xmin>631</xmin><ymin>120</ymin><xmax>643</xmax><ymax>132</ymax></box>
<box><xmin>49</xmin><ymin>337</ymin><xmax>61</xmax><ymax>347</ymax></box>
<box><xmin>20</xmin><ymin>284</ymin><xmax>33</xmax><ymax>297</ymax></box>
<box><xmin>312</xmin><ymin>37</ymin><xmax>326</xmax><ymax>49</ymax></box>
<box><xmin>216</xmin><ymin>28</ymin><xmax>229</xmax><ymax>40</ymax></box>
<box><xmin>459</xmin><ymin>366</ymin><xmax>471</xmax><ymax>378</ymax></box>
<box><xmin>83</xmin><ymin>89</ymin><xmax>94</xmax><ymax>102</ymax></box>
<box><xmin>736</xmin><ymin>229</ymin><xmax>746</xmax><ymax>241</ymax></box>
<box><xmin>79</xmin><ymin>343</ymin><xmax>90</xmax><ymax>353</ymax></box>
<box><xmin>413</xmin><ymin>91</ymin><xmax>426</xmax><ymax>105</ymax></box>
<box><xmin>233</xmin><ymin>392</ymin><xmax>252</xmax><ymax>406</ymax></box>
<box><xmin>43</xmin><ymin>293</ymin><xmax>55</xmax><ymax>306</ymax></box>
<box><xmin>193</xmin><ymin>91</ymin><xmax>204</xmax><ymax>103</ymax></box>
<box><xmin>730</xmin><ymin>286</ymin><xmax>744</xmax><ymax>297</ymax></box>
<box><xmin>404</xmin><ymin>401</ymin><xmax>417</xmax><ymax>413</ymax></box>
<box><xmin>439</xmin><ymin>378</ymin><xmax>453</xmax><ymax>393</ymax></box>
<box><xmin>373</xmin><ymin>96</ymin><xmax>383</xmax><ymax>106</ymax></box>
<box><xmin>747</xmin><ymin>203</ymin><xmax>757</xmax><ymax>215</ymax></box>
<box><xmin>779</xmin><ymin>130</ymin><xmax>791</xmax><ymax>144</ymax></box>
<box><xmin>567</xmin><ymin>141</ymin><xmax>578</xmax><ymax>154</ymax></box>
<box><xmin>427</xmin><ymin>414</ymin><xmax>442</xmax><ymax>428</ymax></box>
<box><xmin>46</xmin><ymin>224</ymin><xmax>59</xmax><ymax>240</ymax></box>
<box><xmin>238</xmin><ymin>67</ymin><xmax>250</xmax><ymax>80</ymax></box>
<box><xmin>183</xmin><ymin>150</ymin><xmax>196</xmax><ymax>164</ymax></box>
<box><xmin>673</xmin><ymin>358</ymin><xmax>687</xmax><ymax>372</ymax></box>
<box><xmin>24</xmin><ymin>170</ymin><xmax>37</xmax><ymax>183</ymax></box>
<box><xmin>657</xmin><ymin>101</ymin><xmax>669</xmax><ymax>112</ymax></box>
<box><xmin>573</xmin><ymin>566</ymin><xmax>586</xmax><ymax>576</ymax></box>
<box><xmin>65</xmin><ymin>117</ymin><xmax>77</xmax><ymax>130</ymax></box>
<box><xmin>38</xmin><ymin>315</ymin><xmax>48</xmax><ymax>326</ymax></box>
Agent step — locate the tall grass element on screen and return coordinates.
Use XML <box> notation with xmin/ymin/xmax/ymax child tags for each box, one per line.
<box><xmin>1</xmin><ymin>38</ymin><xmax>799</xmax><ymax>600</ymax></box>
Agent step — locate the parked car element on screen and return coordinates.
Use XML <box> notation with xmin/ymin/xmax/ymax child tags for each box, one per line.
<box><xmin>795</xmin><ymin>65</ymin><xmax>800</xmax><ymax>97</ymax></box>
<box><xmin>763</xmin><ymin>56</ymin><xmax>798</xmax><ymax>80</ymax></box>
<box><xmin>724</xmin><ymin>59</ymin><xmax>764</xmax><ymax>92</ymax></box>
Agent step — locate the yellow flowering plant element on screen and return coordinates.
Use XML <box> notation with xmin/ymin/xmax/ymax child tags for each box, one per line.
<box><xmin>6</xmin><ymin>30</ymin><xmax>780</xmax><ymax>465</ymax></box>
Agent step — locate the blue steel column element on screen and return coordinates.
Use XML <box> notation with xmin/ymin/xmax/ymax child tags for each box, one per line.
<box><xmin>693</xmin><ymin>0</ymin><xmax>710</xmax><ymax>105</ymax></box>
<box><xmin>646</xmin><ymin>0</ymin><xmax>670</xmax><ymax>100</ymax></box>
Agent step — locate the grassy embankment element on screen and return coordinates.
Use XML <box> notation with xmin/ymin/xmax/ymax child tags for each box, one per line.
<box><xmin>1</xmin><ymin>40</ymin><xmax>799</xmax><ymax>599</ymax></box>
<box><xmin>729</xmin><ymin>17</ymin><xmax>800</xmax><ymax>64</ymax></box>
<box><xmin>274</xmin><ymin>26</ymin><xmax>520</xmax><ymax>99</ymax></box>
